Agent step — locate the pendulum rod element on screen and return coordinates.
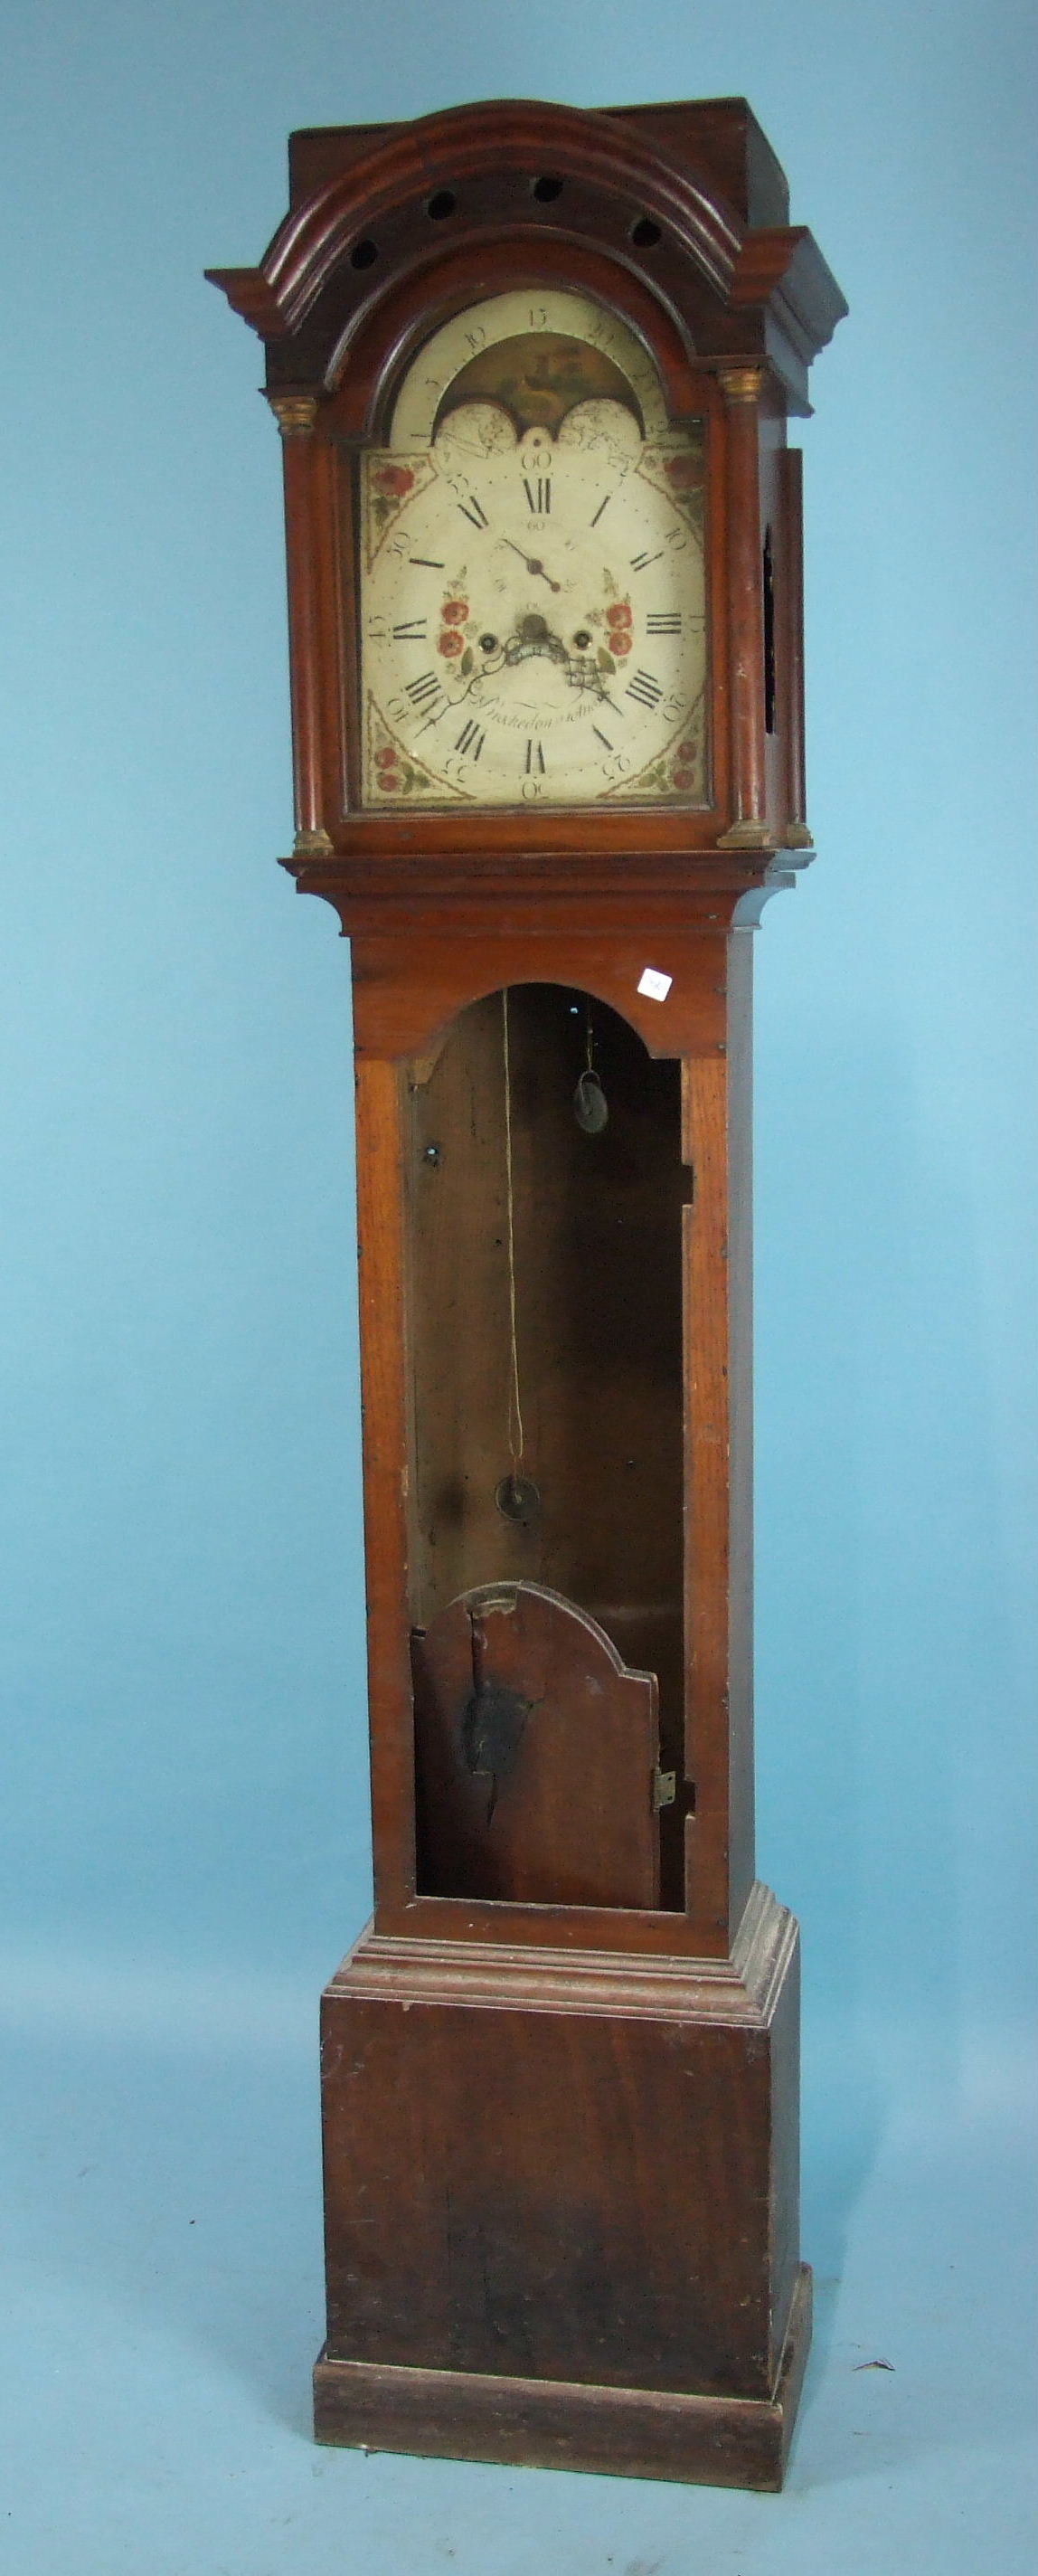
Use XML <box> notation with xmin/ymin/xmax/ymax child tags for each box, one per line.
<box><xmin>495</xmin><ymin>990</ymin><xmax>541</xmax><ymax>1525</ymax></box>
<box><xmin>502</xmin><ymin>987</ymin><xmax>525</xmax><ymax>1483</ymax></box>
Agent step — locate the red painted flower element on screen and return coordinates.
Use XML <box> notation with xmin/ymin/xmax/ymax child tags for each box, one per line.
<box><xmin>374</xmin><ymin>464</ymin><xmax>414</xmax><ymax>498</ymax></box>
<box><xmin>379</xmin><ymin>769</ymin><xmax>401</xmax><ymax>793</ymax></box>
<box><xmin>607</xmin><ymin>601</ymin><xmax>633</xmax><ymax>628</ymax></box>
<box><xmin>375</xmin><ymin>743</ymin><xmax>398</xmax><ymax>769</ymax></box>
<box><xmin>678</xmin><ymin>740</ymin><xmax>698</xmax><ymax>761</ymax></box>
<box><xmin>439</xmin><ymin>629</ymin><xmax>464</xmax><ymax>657</ymax></box>
<box><xmin>665</xmin><ymin>455</ymin><xmax>702</xmax><ymax>490</ymax></box>
<box><xmin>441</xmin><ymin>598</ymin><xmax>468</xmax><ymax>624</ymax></box>
<box><xmin>611</xmin><ymin>631</ymin><xmax>632</xmax><ymax>656</ymax></box>
<box><xmin>672</xmin><ymin>765</ymin><xmax>697</xmax><ymax>791</ymax></box>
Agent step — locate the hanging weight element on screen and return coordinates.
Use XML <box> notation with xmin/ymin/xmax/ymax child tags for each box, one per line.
<box><xmin>573</xmin><ymin>1067</ymin><xmax>609</xmax><ymax>1133</ymax></box>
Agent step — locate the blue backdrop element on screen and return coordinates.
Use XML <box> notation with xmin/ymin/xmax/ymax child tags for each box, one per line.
<box><xmin>1</xmin><ymin>5</ymin><xmax>1033</xmax><ymax>2571</ymax></box>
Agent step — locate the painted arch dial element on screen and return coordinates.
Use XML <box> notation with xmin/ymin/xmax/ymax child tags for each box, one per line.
<box><xmin>357</xmin><ymin>290</ymin><xmax>710</xmax><ymax>810</ymax></box>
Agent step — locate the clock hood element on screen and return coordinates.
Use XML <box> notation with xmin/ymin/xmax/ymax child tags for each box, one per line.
<box><xmin>207</xmin><ymin>96</ymin><xmax>846</xmax><ymax>417</ymax></box>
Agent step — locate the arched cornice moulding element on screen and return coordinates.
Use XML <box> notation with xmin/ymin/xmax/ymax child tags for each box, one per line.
<box><xmin>207</xmin><ymin>99</ymin><xmax>845</xmax><ymax>415</ymax></box>
<box><xmin>207</xmin><ymin>98</ymin><xmax>744</xmax><ymax>341</ymax></box>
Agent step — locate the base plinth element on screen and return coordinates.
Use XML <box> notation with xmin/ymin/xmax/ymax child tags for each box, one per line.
<box><xmin>315</xmin><ymin>1885</ymin><xmax>807</xmax><ymax>2490</ymax></box>
<box><xmin>315</xmin><ymin>2264</ymin><xmax>811</xmax><ymax>2491</ymax></box>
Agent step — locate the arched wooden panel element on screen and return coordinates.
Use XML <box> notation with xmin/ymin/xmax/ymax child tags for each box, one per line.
<box><xmin>413</xmin><ymin>1581</ymin><xmax>660</xmax><ymax>1908</ymax></box>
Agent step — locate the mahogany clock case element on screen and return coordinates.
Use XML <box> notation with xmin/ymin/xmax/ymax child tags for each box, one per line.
<box><xmin>208</xmin><ymin>95</ymin><xmax>845</xmax><ymax>2493</ymax></box>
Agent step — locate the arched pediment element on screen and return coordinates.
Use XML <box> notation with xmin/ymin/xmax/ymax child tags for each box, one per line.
<box><xmin>207</xmin><ymin>97</ymin><xmax>744</xmax><ymax>347</ymax></box>
<box><xmin>208</xmin><ymin>97</ymin><xmax>845</xmax><ymax>414</ymax></box>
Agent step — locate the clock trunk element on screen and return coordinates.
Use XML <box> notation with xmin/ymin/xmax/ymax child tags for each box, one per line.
<box><xmin>407</xmin><ymin>981</ymin><xmax>686</xmax><ymax>1908</ymax></box>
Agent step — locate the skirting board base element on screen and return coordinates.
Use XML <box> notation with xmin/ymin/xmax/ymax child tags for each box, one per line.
<box><xmin>314</xmin><ymin>2260</ymin><xmax>812</xmax><ymax>2492</ymax></box>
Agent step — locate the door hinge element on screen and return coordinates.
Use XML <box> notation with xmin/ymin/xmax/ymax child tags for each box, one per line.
<box><xmin>652</xmin><ymin>1766</ymin><xmax>677</xmax><ymax>1812</ymax></box>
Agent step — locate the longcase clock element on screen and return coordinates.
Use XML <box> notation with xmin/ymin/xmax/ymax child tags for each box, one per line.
<box><xmin>209</xmin><ymin>95</ymin><xmax>846</xmax><ymax>2492</ymax></box>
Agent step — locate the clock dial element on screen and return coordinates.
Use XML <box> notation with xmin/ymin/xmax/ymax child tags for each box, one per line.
<box><xmin>357</xmin><ymin>294</ymin><xmax>709</xmax><ymax>810</ymax></box>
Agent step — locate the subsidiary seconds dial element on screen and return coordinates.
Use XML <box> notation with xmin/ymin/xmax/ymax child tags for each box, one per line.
<box><xmin>359</xmin><ymin>393</ymin><xmax>709</xmax><ymax>810</ymax></box>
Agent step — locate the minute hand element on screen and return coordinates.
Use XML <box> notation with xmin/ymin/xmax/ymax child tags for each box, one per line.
<box><xmin>500</xmin><ymin>537</ymin><xmax>561</xmax><ymax>594</ymax></box>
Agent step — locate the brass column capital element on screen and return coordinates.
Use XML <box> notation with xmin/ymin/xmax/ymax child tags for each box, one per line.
<box><xmin>715</xmin><ymin>365</ymin><xmax>767</xmax><ymax>406</ymax></box>
<box><xmin>268</xmin><ymin>391</ymin><xmax>320</xmax><ymax>438</ymax></box>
